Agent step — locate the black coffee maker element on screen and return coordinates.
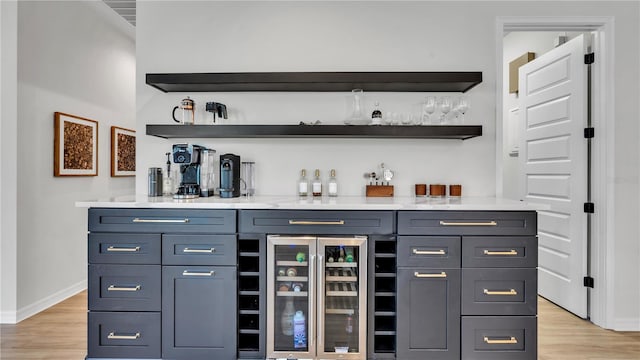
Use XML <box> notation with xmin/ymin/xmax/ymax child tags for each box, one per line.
<box><xmin>219</xmin><ymin>153</ymin><xmax>241</xmax><ymax>198</ymax></box>
<box><xmin>172</xmin><ymin>144</ymin><xmax>204</xmax><ymax>199</ymax></box>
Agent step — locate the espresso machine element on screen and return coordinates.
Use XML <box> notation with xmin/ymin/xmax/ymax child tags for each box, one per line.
<box><xmin>219</xmin><ymin>153</ymin><xmax>241</xmax><ymax>198</ymax></box>
<box><xmin>172</xmin><ymin>144</ymin><xmax>207</xmax><ymax>199</ymax></box>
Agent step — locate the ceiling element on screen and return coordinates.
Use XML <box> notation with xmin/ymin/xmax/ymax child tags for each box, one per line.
<box><xmin>103</xmin><ymin>0</ymin><xmax>135</xmax><ymax>26</ymax></box>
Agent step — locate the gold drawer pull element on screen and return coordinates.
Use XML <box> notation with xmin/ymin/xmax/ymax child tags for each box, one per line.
<box><xmin>414</xmin><ymin>271</ymin><xmax>447</xmax><ymax>278</ymax></box>
<box><xmin>483</xmin><ymin>288</ymin><xmax>518</xmax><ymax>296</ymax></box>
<box><xmin>484</xmin><ymin>336</ymin><xmax>518</xmax><ymax>345</ymax></box>
<box><xmin>107</xmin><ymin>285</ymin><xmax>141</xmax><ymax>292</ymax></box>
<box><xmin>413</xmin><ymin>249</ymin><xmax>446</xmax><ymax>255</ymax></box>
<box><xmin>132</xmin><ymin>218</ymin><xmax>190</xmax><ymax>223</ymax></box>
<box><xmin>183</xmin><ymin>248</ymin><xmax>216</xmax><ymax>254</ymax></box>
<box><xmin>439</xmin><ymin>221</ymin><xmax>497</xmax><ymax>226</ymax></box>
<box><xmin>108</xmin><ymin>332</ymin><xmax>140</xmax><ymax>340</ymax></box>
<box><xmin>183</xmin><ymin>270</ymin><xmax>215</xmax><ymax>277</ymax></box>
<box><xmin>289</xmin><ymin>220</ymin><xmax>345</xmax><ymax>225</ymax></box>
<box><xmin>484</xmin><ymin>249</ymin><xmax>518</xmax><ymax>256</ymax></box>
<box><xmin>107</xmin><ymin>246</ymin><xmax>141</xmax><ymax>252</ymax></box>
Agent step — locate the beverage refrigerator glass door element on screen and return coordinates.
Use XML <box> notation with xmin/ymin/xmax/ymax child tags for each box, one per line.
<box><xmin>267</xmin><ymin>235</ymin><xmax>367</xmax><ymax>360</ymax></box>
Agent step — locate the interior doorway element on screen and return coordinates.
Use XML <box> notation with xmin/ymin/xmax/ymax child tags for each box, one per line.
<box><xmin>495</xmin><ymin>17</ymin><xmax>614</xmax><ymax>328</ymax></box>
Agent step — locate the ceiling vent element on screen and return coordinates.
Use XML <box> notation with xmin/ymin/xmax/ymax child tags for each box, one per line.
<box><xmin>103</xmin><ymin>0</ymin><xmax>135</xmax><ymax>26</ymax></box>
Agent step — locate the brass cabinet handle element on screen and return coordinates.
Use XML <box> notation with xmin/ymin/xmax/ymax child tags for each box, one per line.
<box><xmin>106</xmin><ymin>246</ymin><xmax>140</xmax><ymax>252</ymax></box>
<box><xmin>288</xmin><ymin>220</ymin><xmax>345</xmax><ymax>225</ymax></box>
<box><xmin>412</xmin><ymin>249</ymin><xmax>446</xmax><ymax>255</ymax></box>
<box><xmin>107</xmin><ymin>285</ymin><xmax>141</xmax><ymax>292</ymax></box>
<box><xmin>483</xmin><ymin>249</ymin><xmax>518</xmax><ymax>256</ymax></box>
<box><xmin>183</xmin><ymin>248</ymin><xmax>216</xmax><ymax>254</ymax></box>
<box><xmin>483</xmin><ymin>336</ymin><xmax>518</xmax><ymax>345</ymax></box>
<box><xmin>182</xmin><ymin>270</ymin><xmax>215</xmax><ymax>277</ymax></box>
<box><xmin>132</xmin><ymin>218</ymin><xmax>190</xmax><ymax>223</ymax></box>
<box><xmin>483</xmin><ymin>288</ymin><xmax>517</xmax><ymax>296</ymax></box>
<box><xmin>439</xmin><ymin>220</ymin><xmax>497</xmax><ymax>226</ymax></box>
<box><xmin>108</xmin><ymin>332</ymin><xmax>140</xmax><ymax>340</ymax></box>
<box><xmin>414</xmin><ymin>271</ymin><xmax>447</xmax><ymax>278</ymax></box>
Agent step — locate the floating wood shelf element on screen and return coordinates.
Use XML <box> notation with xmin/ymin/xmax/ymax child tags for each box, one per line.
<box><xmin>145</xmin><ymin>72</ymin><xmax>482</xmax><ymax>93</ymax></box>
<box><xmin>145</xmin><ymin>124</ymin><xmax>482</xmax><ymax>140</ymax></box>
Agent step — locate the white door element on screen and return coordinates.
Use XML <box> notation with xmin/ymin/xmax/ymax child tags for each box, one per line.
<box><xmin>518</xmin><ymin>34</ymin><xmax>588</xmax><ymax>318</ymax></box>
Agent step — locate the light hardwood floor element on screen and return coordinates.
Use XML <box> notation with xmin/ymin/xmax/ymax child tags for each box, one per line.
<box><xmin>1</xmin><ymin>291</ymin><xmax>638</xmax><ymax>359</ymax></box>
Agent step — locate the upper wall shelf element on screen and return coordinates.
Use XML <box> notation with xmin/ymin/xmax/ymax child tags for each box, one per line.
<box><xmin>146</xmin><ymin>124</ymin><xmax>483</xmax><ymax>140</ymax></box>
<box><xmin>145</xmin><ymin>72</ymin><xmax>483</xmax><ymax>93</ymax></box>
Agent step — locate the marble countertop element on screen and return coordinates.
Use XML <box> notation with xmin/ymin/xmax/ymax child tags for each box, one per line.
<box><xmin>76</xmin><ymin>195</ymin><xmax>546</xmax><ymax>211</ymax></box>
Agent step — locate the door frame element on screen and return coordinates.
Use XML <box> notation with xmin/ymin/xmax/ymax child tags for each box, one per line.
<box><xmin>495</xmin><ymin>16</ymin><xmax>615</xmax><ymax>329</ymax></box>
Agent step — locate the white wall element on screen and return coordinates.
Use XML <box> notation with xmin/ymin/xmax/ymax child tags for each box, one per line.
<box><xmin>137</xmin><ymin>1</ymin><xmax>639</xmax><ymax>330</ymax></box>
<box><xmin>0</xmin><ymin>0</ymin><xmax>19</xmax><ymax>324</ymax></box>
<box><xmin>3</xmin><ymin>0</ymin><xmax>136</xmax><ymax>322</ymax></box>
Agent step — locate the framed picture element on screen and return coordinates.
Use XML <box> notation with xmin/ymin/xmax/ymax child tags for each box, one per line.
<box><xmin>111</xmin><ymin>126</ymin><xmax>136</xmax><ymax>177</ymax></box>
<box><xmin>54</xmin><ymin>112</ymin><xmax>98</xmax><ymax>176</ymax></box>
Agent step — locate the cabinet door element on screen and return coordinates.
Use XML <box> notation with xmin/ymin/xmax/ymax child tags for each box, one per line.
<box><xmin>162</xmin><ymin>266</ymin><xmax>236</xmax><ymax>360</ymax></box>
<box><xmin>397</xmin><ymin>268</ymin><xmax>461</xmax><ymax>360</ymax></box>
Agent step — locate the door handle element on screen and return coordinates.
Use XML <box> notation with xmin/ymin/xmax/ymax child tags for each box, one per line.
<box><xmin>483</xmin><ymin>288</ymin><xmax>517</xmax><ymax>296</ymax></box>
<box><xmin>288</xmin><ymin>220</ymin><xmax>345</xmax><ymax>225</ymax></box>
<box><xmin>483</xmin><ymin>336</ymin><xmax>518</xmax><ymax>345</ymax></box>
<box><xmin>183</xmin><ymin>248</ymin><xmax>216</xmax><ymax>253</ymax></box>
<box><xmin>108</xmin><ymin>332</ymin><xmax>140</xmax><ymax>340</ymax></box>
<box><xmin>412</xmin><ymin>249</ymin><xmax>446</xmax><ymax>255</ymax></box>
<box><xmin>439</xmin><ymin>221</ymin><xmax>497</xmax><ymax>226</ymax></box>
<box><xmin>107</xmin><ymin>285</ymin><xmax>141</xmax><ymax>292</ymax></box>
<box><xmin>132</xmin><ymin>218</ymin><xmax>190</xmax><ymax>223</ymax></box>
<box><xmin>182</xmin><ymin>270</ymin><xmax>215</xmax><ymax>276</ymax></box>
<box><xmin>483</xmin><ymin>249</ymin><xmax>518</xmax><ymax>256</ymax></box>
<box><xmin>106</xmin><ymin>246</ymin><xmax>140</xmax><ymax>252</ymax></box>
<box><xmin>414</xmin><ymin>271</ymin><xmax>447</xmax><ymax>278</ymax></box>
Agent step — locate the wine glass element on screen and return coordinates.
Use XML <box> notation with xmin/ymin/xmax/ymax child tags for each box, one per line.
<box><xmin>421</xmin><ymin>96</ymin><xmax>436</xmax><ymax>124</ymax></box>
<box><xmin>439</xmin><ymin>96</ymin><xmax>452</xmax><ymax>125</ymax></box>
<box><xmin>455</xmin><ymin>96</ymin><xmax>469</xmax><ymax>124</ymax></box>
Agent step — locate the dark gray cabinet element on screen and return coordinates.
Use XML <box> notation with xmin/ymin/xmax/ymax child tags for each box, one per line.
<box><xmin>87</xmin><ymin>208</ymin><xmax>238</xmax><ymax>360</ymax></box>
<box><xmin>86</xmin><ymin>207</ymin><xmax>536</xmax><ymax>360</ymax></box>
<box><xmin>397</xmin><ymin>234</ymin><xmax>462</xmax><ymax>360</ymax></box>
<box><xmin>397</xmin><ymin>268</ymin><xmax>461</xmax><ymax>360</ymax></box>
<box><xmin>162</xmin><ymin>266</ymin><xmax>237</xmax><ymax>360</ymax></box>
<box><xmin>397</xmin><ymin>211</ymin><xmax>538</xmax><ymax>360</ymax></box>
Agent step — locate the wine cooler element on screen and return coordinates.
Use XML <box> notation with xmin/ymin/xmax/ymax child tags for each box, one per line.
<box><xmin>267</xmin><ymin>235</ymin><xmax>367</xmax><ymax>360</ymax></box>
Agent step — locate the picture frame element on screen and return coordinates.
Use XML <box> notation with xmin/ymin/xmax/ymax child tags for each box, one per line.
<box><xmin>54</xmin><ymin>112</ymin><xmax>98</xmax><ymax>177</ymax></box>
<box><xmin>110</xmin><ymin>126</ymin><xmax>136</xmax><ymax>177</ymax></box>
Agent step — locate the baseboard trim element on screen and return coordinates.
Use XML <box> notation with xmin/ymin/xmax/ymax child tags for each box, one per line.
<box><xmin>15</xmin><ymin>280</ymin><xmax>87</xmax><ymax>323</ymax></box>
<box><xmin>0</xmin><ymin>311</ymin><xmax>17</xmax><ymax>324</ymax></box>
<box><xmin>612</xmin><ymin>317</ymin><xmax>640</xmax><ymax>331</ymax></box>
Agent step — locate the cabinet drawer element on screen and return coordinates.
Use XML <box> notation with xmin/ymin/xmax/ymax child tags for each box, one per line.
<box><xmin>89</xmin><ymin>208</ymin><xmax>236</xmax><ymax>233</ymax></box>
<box><xmin>397</xmin><ymin>236</ymin><xmax>460</xmax><ymax>268</ymax></box>
<box><xmin>397</xmin><ymin>211</ymin><xmax>537</xmax><ymax>236</ymax></box>
<box><xmin>462</xmin><ymin>236</ymin><xmax>537</xmax><ymax>268</ymax></box>
<box><xmin>162</xmin><ymin>234</ymin><xmax>237</xmax><ymax>266</ymax></box>
<box><xmin>462</xmin><ymin>269</ymin><xmax>537</xmax><ymax>316</ymax></box>
<box><xmin>89</xmin><ymin>265</ymin><xmax>160</xmax><ymax>311</ymax></box>
<box><xmin>89</xmin><ymin>233</ymin><xmax>160</xmax><ymax>264</ymax></box>
<box><xmin>462</xmin><ymin>316</ymin><xmax>537</xmax><ymax>360</ymax></box>
<box><xmin>88</xmin><ymin>311</ymin><xmax>161</xmax><ymax>359</ymax></box>
<box><xmin>239</xmin><ymin>210</ymin><xmax>393</xmax><ymax>235</ymax></box>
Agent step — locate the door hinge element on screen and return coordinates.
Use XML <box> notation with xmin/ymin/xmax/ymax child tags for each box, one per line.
<box><xmin>584</xmin><ymin>53</ymin><xmax>595</xmax><ymax>64</ymax></box>
<box><xmin>584</xmin><ymin>276</ymin><xmax>594</xmax><ymax>288</ymax></box>
<box><xmin>584</xmin><ymin>127</ymin><xmax>594</xmax><ymax>138</ymax></box>
<box><xmin>584</xmin><ymin>203</ymin><xmax>595</xmax><ymax>213</ymax></box>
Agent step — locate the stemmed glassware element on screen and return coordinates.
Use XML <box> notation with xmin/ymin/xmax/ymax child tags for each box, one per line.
<box><xmin>454</xmin><ymin>96</ymin><xmax>469</xmax><ymax>124</ymax></box>
<box><xmin>439</xmin><ymin>96</ymin><xmax>452</xmax><ymax>124</ymax></box>
<box><xmin>421</xmin><ymin>96</ymin><xmax>436</xmax><ymax>124</ymax></box>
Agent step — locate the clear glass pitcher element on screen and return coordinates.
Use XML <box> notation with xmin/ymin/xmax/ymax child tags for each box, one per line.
<box><xmin>172</xmin><ymin>96</ymin><xmax>195</xmax><ymax>125</ymax></box>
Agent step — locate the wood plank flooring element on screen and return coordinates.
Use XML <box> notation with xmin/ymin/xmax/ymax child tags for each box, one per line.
<box><xmin>1</xmin><ymin>291</ymin><xmax>638</xmax><ymax>359</ymax></box>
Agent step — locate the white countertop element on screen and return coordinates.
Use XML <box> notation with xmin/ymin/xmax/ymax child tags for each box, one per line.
<box><xmin>76</xmin><ymin>195</ymin><xmax>546</xmax><ymax>211</ymax></box>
